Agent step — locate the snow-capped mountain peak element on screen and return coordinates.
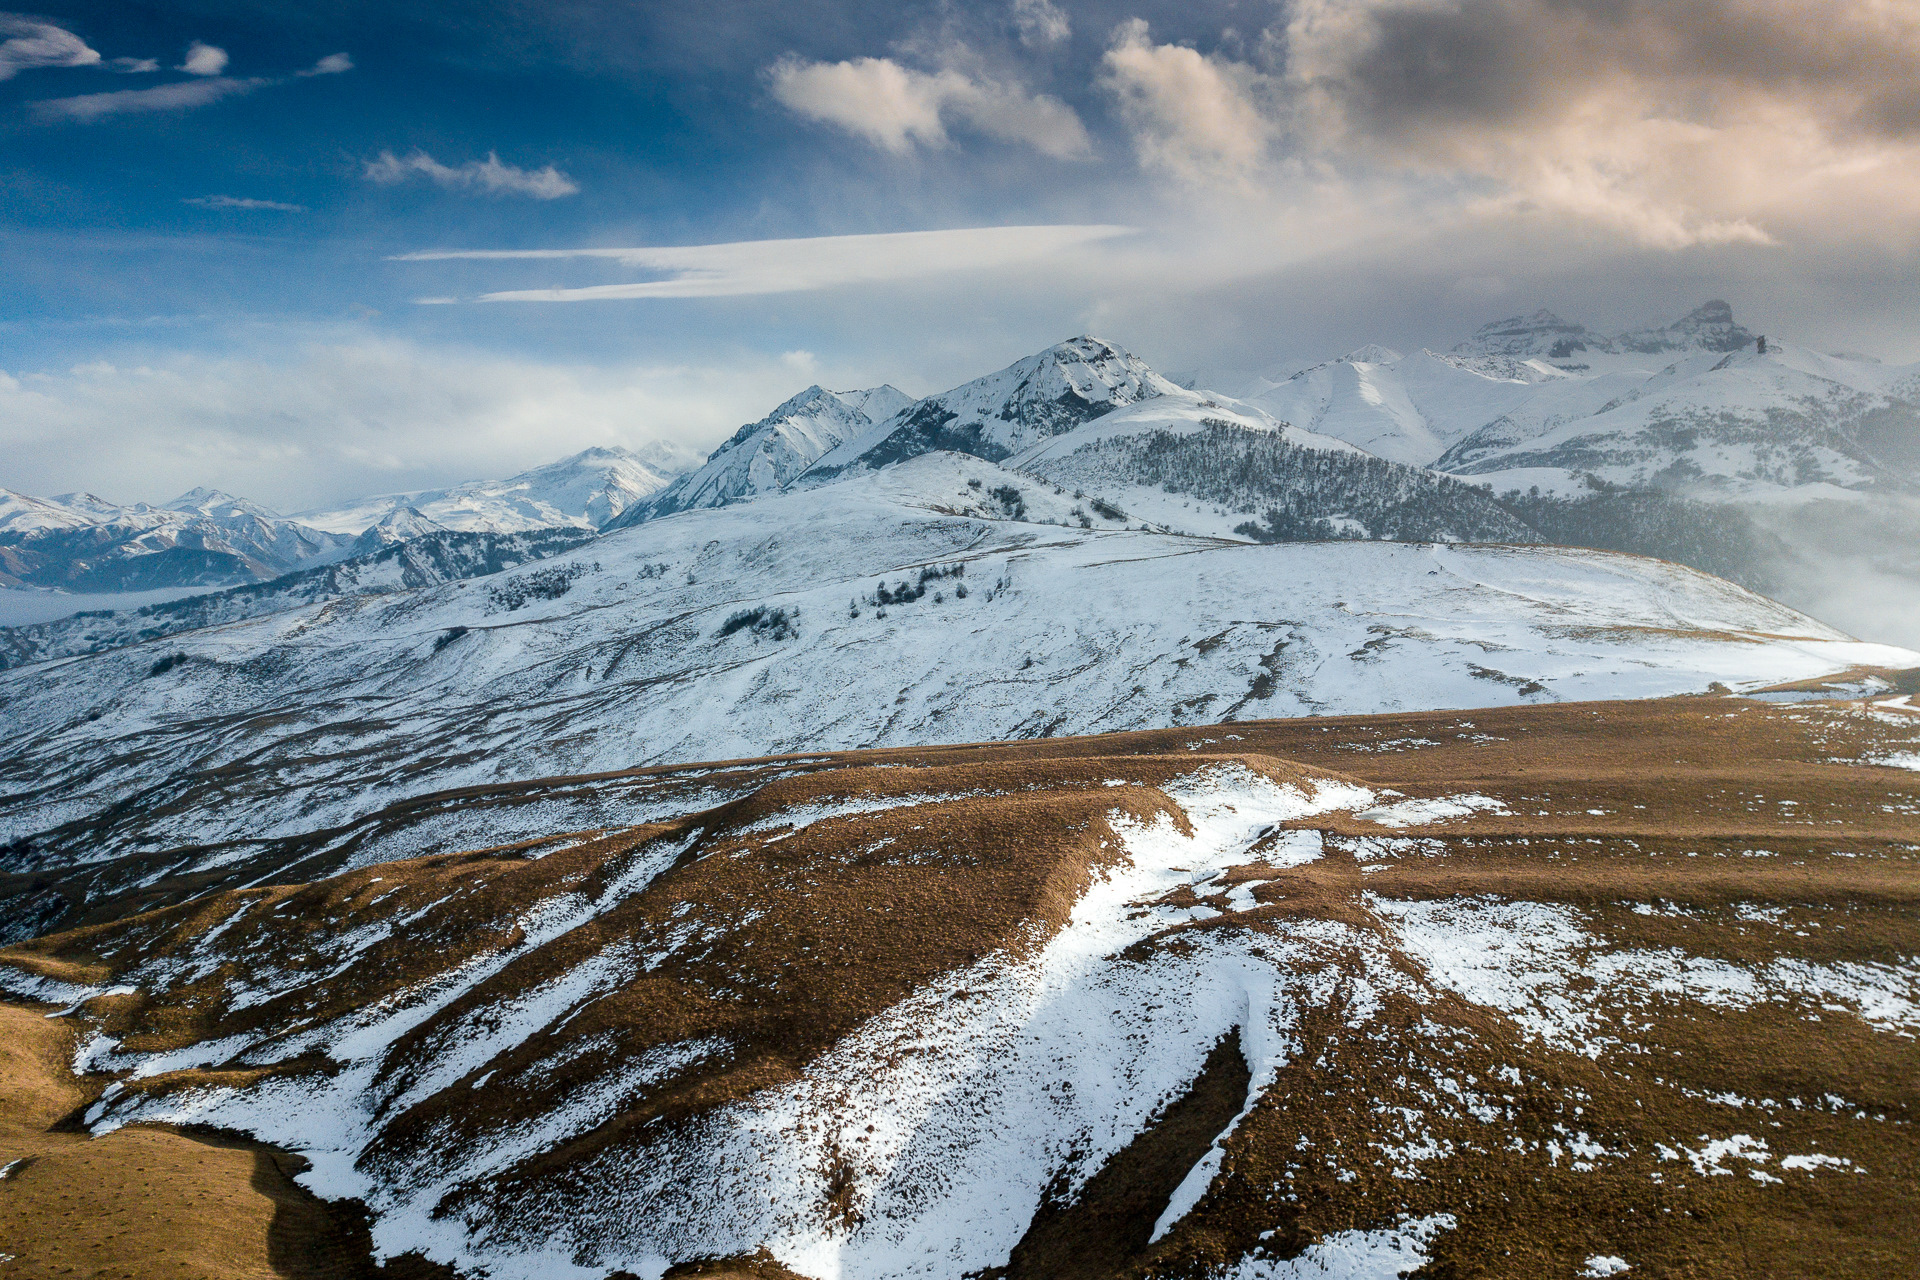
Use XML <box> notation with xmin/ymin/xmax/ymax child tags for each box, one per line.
<box><xmin>1455</xmin><ymin>309</ymin><xmax>1596</xmax><ymax>360</ymax></box>
<box><xmin>611</xmin><ymin>383</ymin><xmax>910</xmax><ymax>526</ymax></box>
<box><xmin>805</xmin><ymin>335</ymin><xmax>1176</xmax><ymax>477</ymax></box>
<box><xmin>0</xmin><ymin>489</ymin><xmax>100</xmax><ymax>534</ymax></box>
<box><xmin>163</xmin><ymin>487</ymin><xmax>283</xmax><ymax>521</ymax></box>
<box><xmin>1612</xmin><ymin>298</ymin><xmax>1754</xmax><ymax>355</ymax></box>
<box><xmin>297</xmin><ymin>446</ymin><xmax>674</xmax><ymax>536</ymax></box>
<box><xmin>351</xmin><ymin>504</ymin><xmax>454</xmax><ymax>554</ymax></box>
<box><xmin>832</xmin><ymin>383</ymin><xmax>914</xmax><ymax>423</ymax></box>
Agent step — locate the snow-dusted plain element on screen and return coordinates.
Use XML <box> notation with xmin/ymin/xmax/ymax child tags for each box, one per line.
<box><xmin>4</xmin><ymin>451</ymin><xmax>1910</xmax><ymax>871</ymax></box>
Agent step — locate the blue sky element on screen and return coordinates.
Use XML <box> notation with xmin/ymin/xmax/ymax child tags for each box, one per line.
<box><xmin>5</xmin><ymin>0</ymin><xmax>1920</xmax><ymax>509</ymax></box>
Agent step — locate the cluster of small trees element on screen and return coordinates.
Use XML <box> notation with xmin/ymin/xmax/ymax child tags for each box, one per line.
<box><xmin>487</xmin><ymin>562</ymin><xmax>593</xmax><ymax>611</ymax></box>
<box><xmin>852</xmin><ymin>563</ymin><xmax>969</xmax><ymax>616</ymax></box>
<box><xmin>718</xmin><ymin>604</ymin><xmax>800</xmax><ymax>641</ymax></box>
<box><xmin>984</xmin><ymin>484</ymin><xmax>1025</xmax><ymax>520</ymax></box>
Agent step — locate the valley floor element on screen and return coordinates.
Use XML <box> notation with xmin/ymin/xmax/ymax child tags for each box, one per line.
<box><xmin>3</xmin><ymin>688</ymin><xmax>1918</xmax><ymax>1279</ymax></box>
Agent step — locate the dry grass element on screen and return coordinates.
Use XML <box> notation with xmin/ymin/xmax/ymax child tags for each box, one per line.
<box><xmin>2</xmin><ymin>692</ymin><xmax>1917</xmax><ymax>1278</ymax></box>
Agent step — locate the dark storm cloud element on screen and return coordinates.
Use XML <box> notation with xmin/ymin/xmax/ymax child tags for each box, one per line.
<box><xmin>1315</xmin><ymin>0</ymin><xmax>1920</xmax><ymax>144</ymax></box>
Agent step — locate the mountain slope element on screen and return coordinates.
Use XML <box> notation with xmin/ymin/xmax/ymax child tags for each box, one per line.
<box><xmin>7</xmin><ymin>695</ymin><xmax>1916</xmax><ymax>1279</ymax></box>
<box><xmin>804</xmin><ymin>337</ymin><xmax>1177</xmax><ymax>477</ymax></box>
<box><xmin>1440</xmin><ymin>343</ymin><xmax>1920</xmax><ymax>500</ymax></box>
<box><xmin>1248</xmin><ymin>349</ymin><xmax>1549</xmax><ymax>467</ymax></box>
<box><xmin>612</xmin><ymin>385</ymin><xmax>912</xmax><ymax>526</ymax></box>
<box><xmin>1241</xmin><ymin>303</ymin><xmax>1920</xmax><ymax>506</ymax></box>
<box><xmin>297</xmin><ymin>446</ymin><xmax>676</xmax><ymax>535</ymax></box>
<box><xmin>1</xmin><ymin>451</ymin><xmax>1907</xmax><ymax>878</ymax></box>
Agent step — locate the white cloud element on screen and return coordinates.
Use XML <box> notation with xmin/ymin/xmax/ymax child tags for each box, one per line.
<box><xmin>301</xmin><ymin>52</ymin><xmax>352</xmax><ymax>76</ymax></box>
<box><xmin>183</xmin><ymin>195</ymin><xmax>306</xmax><ymax>212</ymax></box>
<box><xmin>769</xmin><ymin>54</ymin><xmax>1092</xmax><ymax>159</ymax></box>
<box><xmin>32</xmin><ymin>76</ymin><xmax>261</xmax><ymax>122</ymax></box>
<box><xmin>0</xmin><ymin>341</ymin><xmax>812</xmax><ymax>512</ymax></box>
<box><xmin>110</xmin><ymin>56</ymin><xmax>158</xmax><ymax>73</ymax></box>
<box><xmin>364</xmin><ymin>150</ymin><xmax>580</xmax><ymax>199</ymax></box>
<box><xmin>393</xmin><ymin>224</ymin><xmax>1137</xmax><ymax>301</ymax></box>
<box><xmin>1012</xmin><ymin>0</ymin><xmax>1071</xmax><ymax>48</ymax></box>
<box><xmin>30</xmin><ymin>45</ymin><xmax>352</xmax><ymax>123</ymax></box>
<box><xmin>0</xmin><ymin>14</ymin><xmax>100</xmax><ymax>79</ymax></box>
<box><xmin>1099</xmin><ymin>20</ymin><xmax>1274</xmax><ymax>185</ymax></box>
<box><xmin>178</xmin><ymin>41</ymin><xmax>227</xmax><ymax>76</ymax></box>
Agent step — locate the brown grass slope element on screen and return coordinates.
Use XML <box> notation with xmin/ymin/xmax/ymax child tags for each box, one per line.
<box><xmin>1</xmin><ymin>693</ymin><xmax>1917</xmax><ymax>1279</ymax></box>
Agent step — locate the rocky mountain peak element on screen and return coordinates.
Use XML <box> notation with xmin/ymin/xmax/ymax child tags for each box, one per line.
<box><xmin>1457</xmin><ymin>310</ymin><xmax>1595</xmax><ymax>359</ymax></box>
<box><xmin>164</xmin><ymin>488</ymin><xmax>282</xmax><ymax>521</ymax></box>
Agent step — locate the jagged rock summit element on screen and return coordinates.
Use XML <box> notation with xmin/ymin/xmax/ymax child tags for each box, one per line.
<box><xmin>611</xmin><ymin>383</ymin><xmax>913</xmax><ymax>526</ymax></box>
<box><xmin>1456</xmin><ymin>309</ymin><xmax>1596</xmax><ymax>360</ymax></box>
<box><xmin>1456</xmin><ymin>300</ymin><xmax>1756</xmax><ymax>362</ymax></box>
<box><xmin>805</xmin><ymin>336</ymin><xmax>1178</xmax><ymax>477</ymax></box>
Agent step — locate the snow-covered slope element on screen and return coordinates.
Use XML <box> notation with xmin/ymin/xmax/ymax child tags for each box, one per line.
<box><xmin>1240</xmin><ymin>302</ymin><xmax>1920</xmax><ymax>505</ymax></box>
<box><xmin>298</xmin><ymin>447</ymin><xmax>676</xmax><ymax>535</ymax></box>
<box><xmin>615</xmin><ymin>385</ymin><xmax>912</xmax><ymax>525</ymax></box>
<box><xmin>12</xmin><ymin>696</ymin><xmax>1920</xmax><ymax>1280</ymax></box>
<box><xmin>999</xmin><ymin>389</ymin><xmax>1538</xmax><ymax>544</ymax></box>
<box><xmin>0</xmin><ymin>490</ymin><xmax>105</xmax><ymax>535</ymax></box>
<box><xmin>2</xmin><ymin>451</ymin><xmax>1906</xmax><ymax>871</ymax></box>
<box><xmin>1249</xmin><ymin>349</ymin><xmax>1548</xmax><ymax>467</ymax></box>
<box><xmin>0</xmin><ymin>525</ymin><xmax>596</xmax><ymax>671</ymax></box>
<box><xmin>1439</xmin><ymin>343</ymin><xmax>1920</xmax><ymax>500</ymax></box>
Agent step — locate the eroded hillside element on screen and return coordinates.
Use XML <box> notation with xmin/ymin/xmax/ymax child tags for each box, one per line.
<box><xmin>3</xmin><ymin>690</ymin><xmax>1917</xmax><ymax>1279</ymax></box>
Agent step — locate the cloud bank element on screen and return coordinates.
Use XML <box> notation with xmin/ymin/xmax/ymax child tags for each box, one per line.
<box><xmin>364</xmin><ymin>150</ymin><xmax>580</xmax><ymax>199</ymax></box>
<box><xmin>747</xmin><ymin>2</ymin><xmax>1920</xmax><ymax>253</ymax></box>
<box><xmin>0</xmin><ymin>341</ymin><xmax>807</xmax><ymax>512</ymax></box>
<box><xmin>396</xmin><ymin>224</ymin><xmax>1136</xmax><ymax>300</ymax></box>
<box><xmin>0</xmin><ymin>14</ymin><xmax>99</xmax><ymax>80</ymax></box>
<box><xmin>769</xmin><ymin>54</ymin><xmax>1091</xmax><ymax>159</ymax></box>
<box><xmin>31</xmin><ymin>48</ymin><xmax>351</xmax><ymax>122</ymax></box>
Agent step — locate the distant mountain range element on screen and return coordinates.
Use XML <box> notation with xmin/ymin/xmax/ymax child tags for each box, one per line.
<box><xmin>0</xmin><ymin>446</ymin><xmax>678</xmax><ymax>595</ymax></box>
<box><xmin>0</xmin><ymin>485</ymin><xmax>360</xmax><ymax>591</ymax></box>
<box><xmin>5</xmin><ymin>299</ymin><xmax>1917</xmax><ymax>638</ymax></box>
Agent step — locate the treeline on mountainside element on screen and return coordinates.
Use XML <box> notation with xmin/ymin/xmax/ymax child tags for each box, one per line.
<box><xmin>1491</xmin><ymin>484</ymin><xmax>1784</xmax><ymax>591</ymax></box>
<box><xmin>1102</xmin><ymin>421</ymin><xmax>1541</xmax><ymax>544</ymax></box>
<box><xmin>0</xmin><ymin>528</ymin><xmax>594</xmax><ymax>670</ymax></box>
<box><xmin>1088</xmin><ymin>421</ymin><xmax>1781</xmax><ymax>589</ymax></box>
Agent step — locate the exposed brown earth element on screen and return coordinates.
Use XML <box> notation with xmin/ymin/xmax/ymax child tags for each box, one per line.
<box><xmin>1</xmin><ymin>691</ymin><xmax>1917</xmax><ymax>1279</ymax></box>
<box><xmin>0</xmin><ymin>1003</ymin><xmax>453</xmax><ymax>1279</ymax></box>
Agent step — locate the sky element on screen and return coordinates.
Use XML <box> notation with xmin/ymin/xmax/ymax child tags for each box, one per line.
<box><xmin>4</xmin><ymin>0</ymin><xmax>1920</xmax><ymax>510</ymax></box>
